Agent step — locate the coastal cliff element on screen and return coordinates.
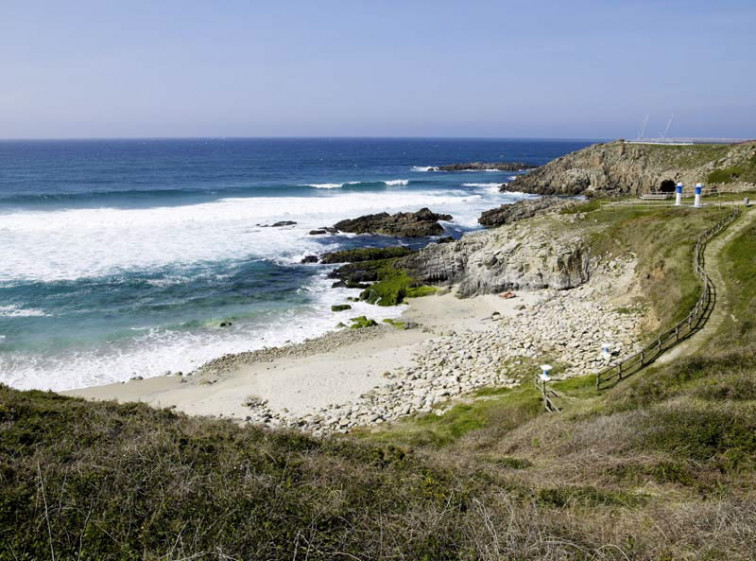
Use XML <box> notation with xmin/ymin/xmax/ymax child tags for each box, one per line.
<box><xmin>507</xmin><ymin>140</ymin><xmax>756</xmax><ymax>195</ymax></box>
<box><xmin>400</xmin><ymin>215</ymin><xmax>590</xmax><ymax>297</ymax></box>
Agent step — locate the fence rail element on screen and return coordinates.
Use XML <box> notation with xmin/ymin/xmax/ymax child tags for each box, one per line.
<box><xmin>533</xmin><ymin>374</ymin><xmax>561</xmax><ymax>413</ymax></box>
<box><xmin>594</xmin><ymin>207</ymin><xmax>741</xmax><ymax>390</ymax></box>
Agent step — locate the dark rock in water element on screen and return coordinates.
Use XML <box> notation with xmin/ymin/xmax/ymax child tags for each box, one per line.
<box><xmin>328</xmin><ymin>262</ymin><xmax>383</xmax><ymax>283</ymax></box>
<box><xmin>437</xmin><ymin>162</ymin><xmax>539</xmax><ymax>172</ymax></box>
<box><xmin>301</xmin><ymin>255</ymin><xmax>319</xmax><ymax>264</ymax></box>
<box><xmin>479</xmin><ymin>197</ymin><xmax>572</xmax><ymax>228</ymax></box>
<box><xmin>319</xmin><ymin>246</ymin><xmax>414</xmax><ymax>264</ymax></box>
<box><xmin>436</xmin><ymin>236</ymin><xmax>455</xmax><ymax>244</ymax></box>
<box><xmin>333</xmin><ymin>208</ymin><xmax>452</xmax><ymax>237</ymax></box>
<box><xmin>331</xmin><ymin>280</ymin><xmax>371</xmax><ymax>289</ymax></box>
<box><xmin>219</xmin><ymin>321</ymin><xmax>233</xmax><ymax>328</ymax></box>
<box><xmin>331</xmin><ymin>304</ymin><xmax>352</xmax><ymax>312</ymax></box>
<box><xmin>309</xmin><ymin>227</ymin><xmax>338</xmax><ymax>236</ymax></box>
<box><xmin>258</xmin><ymin>220</ymin><xmax>297</xmax><ymax>227</ymax></box>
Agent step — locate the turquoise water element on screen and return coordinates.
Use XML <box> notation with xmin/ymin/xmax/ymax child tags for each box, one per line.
<box><xmin>0</xmin><ymin>138</ymin><xmax>591</xmax><ymax>390</ymax></box>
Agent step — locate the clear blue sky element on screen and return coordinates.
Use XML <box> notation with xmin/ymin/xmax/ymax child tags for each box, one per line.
<box><xmin>1</xmin><ymin>0</ymin><xmax>754</xmax><ymax>139</ymax></box>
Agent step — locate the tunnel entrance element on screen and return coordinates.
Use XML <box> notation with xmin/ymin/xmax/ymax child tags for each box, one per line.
<box><xmin>660</xmin><ymin>179</ymin><xmax>676</xmax><ymax>193</ymax></box>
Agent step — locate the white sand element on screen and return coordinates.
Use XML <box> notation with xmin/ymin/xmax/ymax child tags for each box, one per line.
<box><xmin>64</xmin><ymin>290</ymin><xmax>542</xmax><ymax>420</ymax></box>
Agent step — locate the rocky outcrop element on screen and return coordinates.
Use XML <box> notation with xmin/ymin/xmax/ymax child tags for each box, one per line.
<box><xmin>507</xmin><ymin>140</ymin><xmax>756</xmax><ymax>196</ymax></box>
<box><xmin>437</xmin><ymin>161</ymin><xmax>539</xmax><ymax>172</ymax></box>
<box><xmin>319</xmin><ymin>246</ymin><xmax>415</xmax><ymax>264</ymax></box>
<box><xmin>333</xmin><ymin>208</ymin><xmax>452</xmax><ymax>237</ymax></box>
<box><xmin>399</xmin><ymin>219</ymin><xmax>590</xmax><ymax>297</ymax></box>
<box><xmin>478</xmin><ymin>197</ymin><xmax>572</xmax><ymax>227</ymax></box>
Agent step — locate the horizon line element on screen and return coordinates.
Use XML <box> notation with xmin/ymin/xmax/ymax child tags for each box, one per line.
<box><xmin>0</xmin><ymin>135</ymin><xmax>612</xmax><ymax>143</ymax></box>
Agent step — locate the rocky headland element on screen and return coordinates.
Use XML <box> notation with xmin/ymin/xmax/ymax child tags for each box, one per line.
<box><xmin>507</xmin><ymin>139</ymin><xmax>756</xmax><ymax>195</ymax></box>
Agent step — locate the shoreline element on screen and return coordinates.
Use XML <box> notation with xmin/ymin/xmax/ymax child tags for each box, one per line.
<box><xmin>65</xmin><ymin>257</ymin><xmax>641</xmax><ymax>434</ymax></box>
<box><xmin>63</xmin><ymin>291</ymin><xmax>526</xmax><ymax>421</ymax></box>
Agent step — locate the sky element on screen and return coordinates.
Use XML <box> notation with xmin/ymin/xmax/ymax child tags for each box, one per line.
<box><xmin>0</xmin><ymin>0</ymin><xmax>754</xmax><ymax>140</ymax></box>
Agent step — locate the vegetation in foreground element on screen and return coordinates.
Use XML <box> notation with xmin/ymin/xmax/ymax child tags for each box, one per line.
<box><xmin>1</xmin><ymin>204</ymin><xmax>754</xmax><ymax>560</ymax></box>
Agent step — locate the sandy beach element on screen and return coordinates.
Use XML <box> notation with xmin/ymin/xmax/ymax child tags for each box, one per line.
<box><xmin>64</xmin><ymin>291</ymin><xmax>536</xmax><ymax>420</ymax></box>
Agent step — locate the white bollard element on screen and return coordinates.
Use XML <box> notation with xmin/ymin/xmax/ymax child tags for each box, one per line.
<box><xmin>675</xmin><ymin>183</ymin><xmax>683</xmax><ymax>206</ymax></box>
<box><xmin>539</xmin><ymin>364</ymin><xmax>553</xmax><ymax>383</ymax></box>
<box><xmin>601</xmin><ymin>342</ymin><xmax>612</xmax><ymax>362</ymax></box>
<box><xmin>694</xmin><ymin>183</ymin><xmax>703</xmax><ymax>207</ymax></box>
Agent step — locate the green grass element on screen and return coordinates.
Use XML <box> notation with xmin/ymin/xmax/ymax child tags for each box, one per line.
<box><xmin>559</xmin><ymin>198</ymin><xmax>603</xmax><ymax>214</ymax></box>
<box><xmin>360</xmin><ymin>264</ymin><xmax>437</xmax><ymax>306</ymax></box>
<box><xmin>583</xmin><ymin>205</ymin><xmax>728</xmax><ymax>333</ymax></box>
<box><xmin>349</xmin><ymin>315</ymin><xmax>378</xmax><ymax>329</ymax></box>
<box><xmin>363</xmin><ymin>384</ymin><xmax>543</xmax><ymax>448</ymax></box>
<box><xmin>535</xmin><ymin>485</ymin><xmax>647</xmax><ymax>509</ymax></box>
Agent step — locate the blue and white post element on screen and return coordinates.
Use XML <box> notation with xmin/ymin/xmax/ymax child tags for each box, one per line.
<box><xmin>601</xmin><ymin>342</ymin><xmax>612</xmax><ymax>363</ymax></box>
<box><xmin>675</xmin><ymin>183</ymin><xmax>683</xmax><ymax>206</ymax></box>
<box><xmin>694</xmin><ymin>183</ymin><xmax>703</xmax><ymax>208</ymax></box>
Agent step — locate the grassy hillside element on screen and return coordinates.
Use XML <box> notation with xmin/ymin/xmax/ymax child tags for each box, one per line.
<box><xmin>1</xmin><ymin>204</ymin><xmax>754</xmax><ymax>560</ymax></box>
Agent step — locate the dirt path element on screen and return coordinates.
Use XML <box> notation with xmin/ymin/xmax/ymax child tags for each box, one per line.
<box><xmin>656</xmin><ymin>206</ymin><xmax>755</xmax><ymax>365</ymax></box>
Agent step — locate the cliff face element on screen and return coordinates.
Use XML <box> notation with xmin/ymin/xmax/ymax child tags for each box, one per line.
<box><xmin>400</xmin><ymin>218</ymin><xmax>590</xmax><ymax>297</ymax></box>
<box><xmin>507</xmin><ymin>140</ymin><xmax>756</xmax><ymax>195</ymax></box>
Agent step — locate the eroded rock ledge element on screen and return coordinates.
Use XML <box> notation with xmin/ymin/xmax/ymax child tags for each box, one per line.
<box><xmin>478</xmin><ymin>197</ymin><xmax>573</xmax><ymax>228</ymax></box>
<box><xmin>399</xmin><ymin>218</ymin><xmax>590</xmax><ymax>297</ymax></box>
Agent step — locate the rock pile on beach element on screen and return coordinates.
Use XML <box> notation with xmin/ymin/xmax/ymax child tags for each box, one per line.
<box><xmin>239</xmin><ymin>259</ymin><xmax>641</xmax><ymax>435</ymax></box>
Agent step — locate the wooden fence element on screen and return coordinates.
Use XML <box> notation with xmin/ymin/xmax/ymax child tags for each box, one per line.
<box><xmin>533</xmin><ymin>373</ymin><xmax>561</xmax><ymax>413</ymax></box>
<box><xmin>595</xmin><ymin>207</ymin><xmax>741</xmax><ymax>390</ymax></box>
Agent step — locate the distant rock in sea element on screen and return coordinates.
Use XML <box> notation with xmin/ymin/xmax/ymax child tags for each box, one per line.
<box><xmin>438</xmin><ymin>162</ymin><xmax>539</xmax><ymax>172</ymax></box>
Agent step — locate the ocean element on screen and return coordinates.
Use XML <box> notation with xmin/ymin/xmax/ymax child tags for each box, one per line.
<box><xmin>0</xmin><ymin>138</ymin><xmax>591</xmax><ymax>391</ymax></box>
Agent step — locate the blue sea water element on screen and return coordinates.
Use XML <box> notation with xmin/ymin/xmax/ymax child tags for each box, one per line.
<box><xmin>0</xmin><ymin>138</ymin><xmax>591</xmax><ymax>390</ymax></box>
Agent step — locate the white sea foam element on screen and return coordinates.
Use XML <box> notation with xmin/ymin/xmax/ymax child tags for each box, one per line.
<box><xmin>0</xmin><ymin>190</ymin><xmax>503</xmax><ymax>282</ymax></box>
<box><xmin>384</xmin><ymin>179</ymin><xmax>409</xmax><ymax>186</ymax></box>
<box><xmin>305</xmin><ymin>183</ymin><xmax>343</xmax><ymax>189</ymax></box>
<box><xmin>0</xmin><ymin>186</ymin><xmax>536</xmax><ymax>391</ymax></box>
<box><xmin>411</xmin><ymin>166</ymin><xmax>438</xmax><ymax>172</ymax></box>
<box><xmin>0</xmin><ymin>273</ymin><xmax>404</xmax><ymax>391</ymax></box>
<box><xmin>0</xmin><ymin>305</ymin><xmax>48</xmax><ymax>318</ymax></box>
<box><xmin>462</xmin><ymin>183</ymin><xmax>502</xmax><ymax>188</ymax></box>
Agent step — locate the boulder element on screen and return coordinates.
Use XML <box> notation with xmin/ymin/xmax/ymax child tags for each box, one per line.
<box><xmin>309</xmin><ymin>227</ymin><xmax>338</xmax><ymax>236</ymax></box>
